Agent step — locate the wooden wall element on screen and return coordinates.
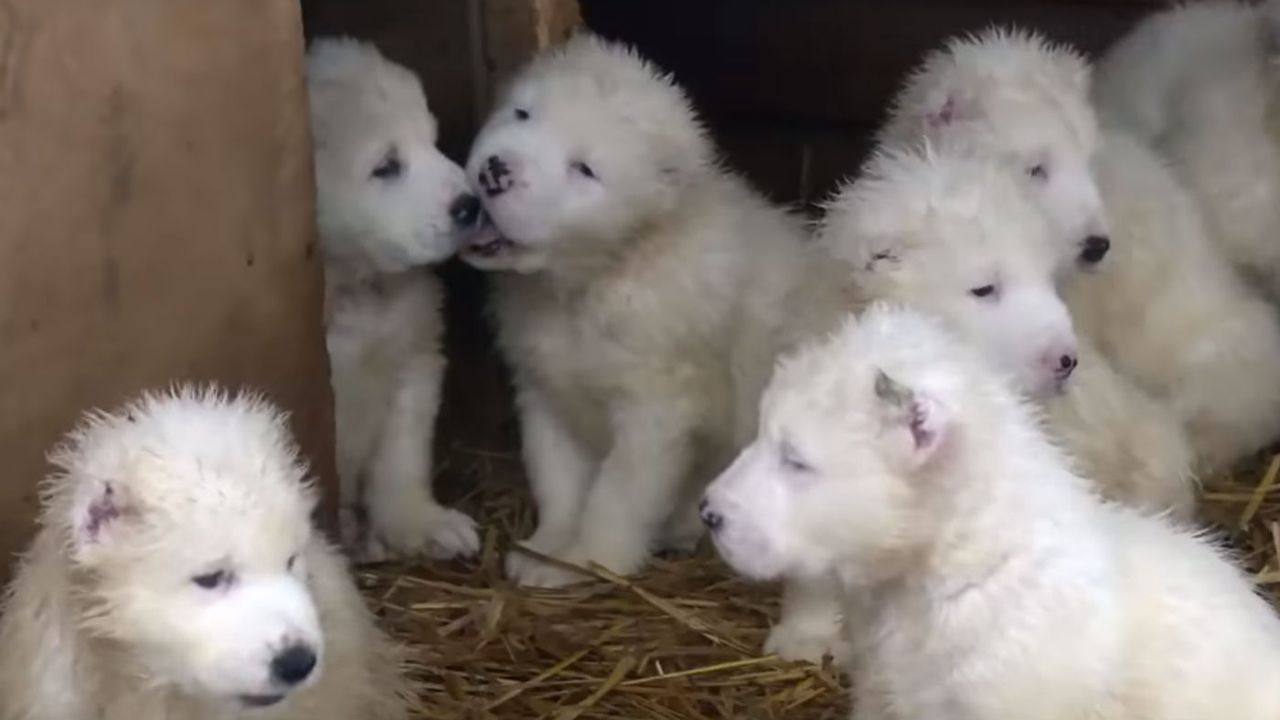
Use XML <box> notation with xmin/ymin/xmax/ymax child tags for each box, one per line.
<box><xmin>0</xmin><ymin>0</ymin><xmax>333</xmax><ymax>579</ymax></box>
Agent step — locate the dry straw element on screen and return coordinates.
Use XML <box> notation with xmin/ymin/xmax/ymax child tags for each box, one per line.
<box><xmin>358</xmin><ymin>445</ymin><xmax>1280</xmax><ymax>719</ymax></box>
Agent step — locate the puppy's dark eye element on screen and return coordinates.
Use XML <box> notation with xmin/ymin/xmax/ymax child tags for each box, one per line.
<box><xmin>371</xmin><ymin>150</ymin><xmax>403</xmax><ymax>181</ymax></box>
<box><xmin>286</xmin><ymin>554</ymin><xmax>298</xmax><ymax>571</ymax></box>
<box><xmin>781</xmin><ymin>442</ymin><xmax>812</xmax><ymax>473</ymax></box>
<box><xmin>970</xmin><ymin>284</ymin><xmax>997</xmax><ymax>299</ymax></box>
<box><xmin>514</xmin><ymin>108</ymin><xmax>530</xmax><ymax>121</ymax></box>
<box><xmin>193</xmin><ymin>570</ymin><xmax>229</xmax><ymax>590</ymax></box>
<box><xmin>1027</xmin><ymin>164</ymin><xmax>1048</xmax><ymax>181</ymax></box>
<box><xmin>571</xmin><ymin>161</ymin><xmax>596</xmax><ymax>179</ymax></box>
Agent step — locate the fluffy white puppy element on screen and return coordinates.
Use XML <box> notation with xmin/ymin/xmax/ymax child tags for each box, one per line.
<box><xmin>1095</xmin><ymin>1</ymin><xmax>1280</xmax><ymax>301</ymax></box>
<box><xmin>308</xmin><ymin>37</ymin><xmax>480</xmax><ymax>561</ymax></box>
<box><xmin>766</xmin><ymin>142</ymin><xmax>1195</xmax><ymax>666</ymax></box>
<box><xmin>879</xmin><ymin>26</ymin><xmax>1280</xmax><ymax>476</ymax></box>
<box><xmin>461</xmin><ymin>34</ymin><xmax>842</xmax><ymax>587</ymax></box>
<box><xmin>877</xmin><ymin>28</ymin><xmax>1111</xmax><ymax>270</ymax></box>
<box><xmin>703</xmin><ymin>303</ymin><xmax>1280</xmax><ymax>720</ymax></box>
<box><xmin>0</xmin><ymin>386</ymin><xmax>408</xmax><ymax>720</ymax></box>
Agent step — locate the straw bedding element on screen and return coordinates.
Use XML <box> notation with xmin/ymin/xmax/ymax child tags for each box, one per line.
<box><xmin>357</xmin><ymin>444</ymin><xmax>1280</xmax><ymax>720</ymax></box>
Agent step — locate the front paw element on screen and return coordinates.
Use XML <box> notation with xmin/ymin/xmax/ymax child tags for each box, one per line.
<box><xmin>765</xmin><ymin>617</ymin><xmax>852</xmax><ymax>667</ymax></box>
<box><xmin>504</xmin><ymin>548</ymin><xmax>592</xmax><ymax>588</ymax></box>
<box><xmin>361</xmin><ymin>500</ymin><xmax>480</xmax><ymax>563</ymax></box>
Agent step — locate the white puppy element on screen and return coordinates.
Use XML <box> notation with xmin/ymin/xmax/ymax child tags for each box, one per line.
<box><xmin>461</xmin><ymin>34</ymin><xmax>842</xmax><ymax>587</ymax></box>
<box><xmin>768</xmin><ymin>142</ymin><xmax>1195</xmax><ymax>667</ymax></box>
<box><xmin>880</xmin><ymin>26</ymin><xmax>1280</xmax><ymax>476</ymax></box>
<box><xmin>0</xmin><ymin>386</ymin><xmax>408</xmax><ymax>720</ymax></box>
<box><xmin>878</xmin><ymin>28</ymin><xmax>1111</xmax><ymax>271</ymax></box>
<box><xmin>1095</xmin><ymin>1</ymin><xmax>1280</xmax><ymax>301</ymax></box>
<box><xmin>703</xmin><ymin>303</ymin><xmax>1280</xmax><ymax>720</ymax></box>
<box><xmin>308</xmin><ymin>37</ymin><xmax>479</xmax><ymax>561</ymax></box>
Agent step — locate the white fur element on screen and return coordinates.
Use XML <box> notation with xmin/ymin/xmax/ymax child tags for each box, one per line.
<box><xmin>821</xmin><ymin>142</ymin><xmax>1195</xmax><ymax>522</ymax></box>
<box><xmin>877</xmin><ymin>28</ymin><xmax>1109</xmax><ymax>269</ymax></box>
<box><xmin>0</xmin><ymin>386</ymin><xmax>408</xmax><ymax>720</ymax></box>
<box><xmin>887</xmin><ymin>27</ymin><xmax>1280</xmax><ymax>475</ymax></box>
<box><xmin>308</xmin><ymin>37</ymin><xmax>479</xmax><ymax>561</ymax></box>
<box><xmin>462</xmin><ymin>34</ymin><xmax>844</xmax><ymax>587</ymax></box>
<box><xmin>1069</xmin><ymin>129</ymin><xmax>1280</xmax><ymax>472</ymax></box>
<box><xmin>703</xmin><ymin>304</ymin><xmax>1280</xmax><ymax>720</ymax></box>
<box><xmin>768</xmin><ymin>142</ymin><xmax>1196</xmax><ymax>667</ymax></box>
<box><xmin>1095</xmin><ymin>1</ymin><xmax>1280</xmax><ymax>300</ymax></box>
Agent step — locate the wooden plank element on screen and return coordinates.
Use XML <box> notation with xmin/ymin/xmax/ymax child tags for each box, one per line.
<box><xmin>0</xmin><ymin>0</ymin><xmax>332</xmax><ymax>577</ymax></box>
<box><xmin>479</xmin><ymin>0</ymin><xmax>581</xmax><ymax>99</ymax></box>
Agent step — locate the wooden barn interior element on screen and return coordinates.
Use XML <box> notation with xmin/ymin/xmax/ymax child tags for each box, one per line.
<box><xmin>2</xmin><ymin>1</ymin><xmax>1278</xmax><ymax>718</ymax></box>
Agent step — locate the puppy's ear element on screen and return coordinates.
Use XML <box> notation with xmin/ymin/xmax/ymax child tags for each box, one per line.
<box><xmin>68</xmin><ymin>478</ymin><xmax>141</xmax><ymax>565</ymax></box>
<box><xmin>875</xmin><ymin>369</ymin><xmax>950</xmax><ymax>470</ymax></box>
<box><xmin>923</xmin><ymin>89</ymin><xmax>980</xmax><ymax>129</ymax></box>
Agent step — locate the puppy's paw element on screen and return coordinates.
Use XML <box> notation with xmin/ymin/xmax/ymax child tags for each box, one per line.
<box><xmin>361</xmin><ymin>495</ymin><xmax>480</xmax><ymax>562</ymax></box>
<box><xmin>504</xmin><ymin>549</ymin><xmax>592</xmax><ymax>588</ymax></box>
<box><xmin>765</xmin><ymin>616</ymin><xmax>852</xmax><ymax>667</ymax></box>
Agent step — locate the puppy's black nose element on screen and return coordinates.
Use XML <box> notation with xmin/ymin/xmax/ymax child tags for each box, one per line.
<box><xmin>449</xmin><ymin>193</ymin><xmax>481</xmax><ymax>226</ymax></box>
<box><xmin>1080</xmin><ymin>235</ymin><xmax>1110</xmax><ymax>265</ymax></box>
<box><xmin>698</xmin><ymin>498</ymin><xmax>722</xmax><ymax>531</ymax></box>
<box><xmin>1056</xmin><ymin>352</ymin><xmax>1078</xmax><ymax>379</ymax></box>
<box><xmin>271</xmin><ymin>645</ymin><xmax>317</xmax><ymax>686</ymax></box>
<box><xmin>477</xmin><ymin>155</ymin><xmax>512</xmax><ymax>197</ymax></box>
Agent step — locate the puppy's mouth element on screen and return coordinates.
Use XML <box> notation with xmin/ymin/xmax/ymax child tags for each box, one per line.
<box><xmin>468</xmin><ymin>235</ymin><xmax>520</xmax><ymax>258</ymax></box>
<box><xmin>1038</xmin><ymin>375</ymin><xmax>1070</xmax><ymax>398</ymax></box>
<box><xmin>239</xmin><ymin>693</ymin><xmax>286</xmax><ymax>708</ymax></box>
<box><xmin>461</xmin><ymin>214</ymin><xmax>525</xmax><ymax>261</ymax></box>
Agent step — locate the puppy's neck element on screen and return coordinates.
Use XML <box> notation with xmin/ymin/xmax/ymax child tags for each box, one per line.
<box><xmin>324</xmin><ymin>254</ymin><xmax>387</xmax><ymax>294</ymax></box>
<box><xmin>875</xmin><ymin>416</ymin><xmax>1095</xmax><ymax>602</ymax></box>
<box><xmin>323</xmin><ymin>257</ymin><xmax>422</xmax><ymax>325</ymax></box>
<box><xmin>540</xmin><ymin>192</ymin><xmax>705</xmax><ymax>298</ymax></box>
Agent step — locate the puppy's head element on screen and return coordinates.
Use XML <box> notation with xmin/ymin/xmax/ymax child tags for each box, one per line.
<box><xmin>702</xmin><ymin>306</ymin><xmax>969</xmax><ymax>585</ymax></box>
<box><xmin>462</xmin><ymin>33</ymin><xmax>714</xmax><ymax>274</ymax></box>
<box><xmin>49</xmin><ymin>386</ymin><xmax>323</xmax><ymax>709</ymax></box>
<box><xmin>879</xmin><ymin>27</ymin><xmax>1110</xmax><ymax>271</ymax></box>
<box><xmin>308</xmin><ymin>37</ymin><xmax>481</xmax><ymax>273</ymax></box>
<box><xmin>821</xmin><ymin>143</ymin><xmax>1079</xmax><ymax>398</ymax></box>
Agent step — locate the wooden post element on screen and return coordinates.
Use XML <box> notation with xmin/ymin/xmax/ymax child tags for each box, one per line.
<box><xmin>0</xmin><ymin>0</ymin><xmax>335</xmax><ymax>580</ymax></box>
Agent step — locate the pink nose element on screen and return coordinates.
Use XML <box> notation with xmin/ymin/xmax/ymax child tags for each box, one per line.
<box><xmin>1041</xmin><ymin>343</ymin><xmax>1079</xmax><ymax>382</ymax></box>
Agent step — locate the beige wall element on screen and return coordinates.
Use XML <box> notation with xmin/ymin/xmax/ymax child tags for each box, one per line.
<box><xmin>0</xmin><ymin>0</ymin><xmax>335</xmax><ymax>579</ymax></box>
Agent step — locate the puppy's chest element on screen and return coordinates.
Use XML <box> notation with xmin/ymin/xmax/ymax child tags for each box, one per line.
<box><xmin>499</xmin><ymin>287</ymin><xmax>670</xmax><ymax>397</ymax></box>
<box><xmin>326</xmin><ymin>272</ymin><xmax>441</xmax><ymax>378</ymax></box>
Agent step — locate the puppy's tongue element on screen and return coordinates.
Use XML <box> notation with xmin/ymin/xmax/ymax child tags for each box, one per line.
<box><xmin>470</xmin><ymin>237</ymin><xmax>515</xmax><ymax>258</ymax></box>
<box><xmin>464</xmin><ymin>215</ymin><xmax>516</xmax><ymax>257</ymax></box>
